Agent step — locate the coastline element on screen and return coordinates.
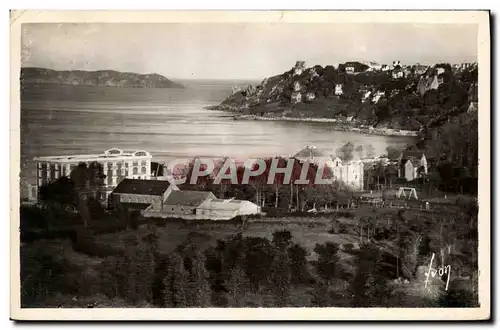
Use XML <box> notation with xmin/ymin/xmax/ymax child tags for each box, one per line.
<box><xmin>231</xmin><ymin>113</ymin><xmax>419</xmax><ymax>137</ymax></box>
<box><xmin>205</xmin><ymin>105</ymin><xmax>419</xmax><ymax>137</ymax></box>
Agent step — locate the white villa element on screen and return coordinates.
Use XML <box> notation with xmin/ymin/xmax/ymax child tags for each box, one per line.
<box><xmin>293</xmin><ymin>146</ymin><xmax>364</xmax><ymax>191</ymax></box>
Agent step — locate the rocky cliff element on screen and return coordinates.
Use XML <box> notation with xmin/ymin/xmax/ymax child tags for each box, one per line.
<box><xmin>20</xmin><ymin>67</ymin><xmax>184</xmax><ymax>89</ymax></box>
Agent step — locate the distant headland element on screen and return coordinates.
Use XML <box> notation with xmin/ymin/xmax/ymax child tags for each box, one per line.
<box><xmin>20</xmin><ymin>67</ymin><xmax>185</xmax><ymax>89</ymax></box>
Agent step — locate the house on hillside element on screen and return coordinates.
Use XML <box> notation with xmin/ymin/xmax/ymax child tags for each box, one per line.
<box><xmin>335</xmin><ymin>84</ymin><xmax>344</xmax><ymax>96</ymax></box>
<box><xmin>371</xmin><ymin>91</ymin><xmax>385</xmax><ymax>104</ymax></box>
<box><xmin>398</xmin><ymin>150</ymin><xmax>428</xmax><ymax>182</ymax></box>
<box><xmin>345</xmin><ymin>66</ymin><xmax>355</xmax><ymax>75</ymax></box>
<box><xmin>293</xmin><ymin>61</ymin><xmax>306</xmax><ymax>76</ymax></box>
<box><xmin>392</xmin><ymin>69</ymin><xmax>404</xmax><ymax>79</ymax></box>
<box><xmin>305</xmin><ymin>92</ymin><xmax>316</xmax><ymax>102</ymax></box>
<box><xmin>109</xmin><ymin>178</ymin><xmax>179</xmax><ymax>210</ymax></box>
<box><xmin>392</xmin><ymin>60</ymin><xmax>402</xmax><ymax>69</ymax></box>
<box><xmin>467</xmin><ymin>101</ymin><xmax>478</xmax><ymax>114</ymax></box>
<box><xmin>291</xmin><ymin>91</ymin><xmax>302</xmax><ymax>104</ymax></box>
<box><xmin>293</xmin><ymin>81</ymin><xmax>301</xmax><ymax>92</ymax></box>
<box><xmin>196</xmin><ymin>198</ymin><xmax>261</xmax><ymax>220</ymax></box>
<box><xmin>381</xmin><ymin>64</ymin><xmax>390</xmax><ymax>72</ymax></box>
<box><xmin>362</xmin><ymin>90</ymin><xmax>372</xmax><ymax>103</ymax></box>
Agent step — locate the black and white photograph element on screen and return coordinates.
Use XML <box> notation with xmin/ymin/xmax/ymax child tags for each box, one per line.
<box><xmin>10</xmin><ymin>10</ymin><xmax>490</xmax><ymax>320</ymax></box>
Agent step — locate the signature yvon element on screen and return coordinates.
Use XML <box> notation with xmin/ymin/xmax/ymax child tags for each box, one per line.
<box><xmin>424</xmin><ymin>253</ymin><xmax>451</xmax><ymax>291</ymax></box>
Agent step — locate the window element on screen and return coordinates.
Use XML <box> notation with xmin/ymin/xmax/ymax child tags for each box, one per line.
<box><xmin>141</xmin><ymin>160</ymin><xmax>147</xmax><ymax>166</ymax></box>
<box><xmin>141</xmin><ymin>166</ymin><xmax>146</xmax><ymax>174</ymax></box>
<box><xmin>133</xmin><ymin>167</ymin><xmax>138</xmax><ymax>175</ymax></box>
<box><xmin>133</xmin><ymin>161</ymin><xmax>139</xmax><ymax>167</ymax></box>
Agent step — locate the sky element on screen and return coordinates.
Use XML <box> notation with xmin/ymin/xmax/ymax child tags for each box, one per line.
<box><xmin>21</xmin><ymin>23</ymin><xmax>478</xmax><ymax>81</ymax></box>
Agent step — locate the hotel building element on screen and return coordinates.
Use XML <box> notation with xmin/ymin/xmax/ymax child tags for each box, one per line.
<box><xmin>33</xmin><ymin>148</ymin><xmax>153</xmax><ymax>202</ymax></box>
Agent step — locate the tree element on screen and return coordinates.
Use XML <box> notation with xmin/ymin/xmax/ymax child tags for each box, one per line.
<box><xmin>288</xmin><ymin>243</ymin><xmax>311</xmax><ymax>285</ymax></box>
<box><xmin>355</xmin><ymin>145</ymin><xmax>364</xmax><ymax>159</ymax></box>
<box><xmin>163</xmin><ymin>253</ymin><xmax>188</xmax><ymax>307</ymax></box>
<box><xmin>225</xmin><ymin>263</ymin><xmax>249</xmax><ymax>307</ymax></box>
<box><xmin>272</xmin><ymin>230</ymin><xmax>293</xmax><ymax>250</ymax></box>
<box><xmin>336</xmin><ymin>142</ymin><xmax>355</xmax><ymax>162</ymax></box>
<box><xmin>386</xmin><ymin>146</ymin><xmax>401</xmax><ymax>160</ymax></box>
<box><xmin>186</xmin><ymin>252</ymin><xmax>211</xmax><ymax>307</ymax></box>
<box><xmin>313</xmin><ymin>242</ymin><xmax>341</xmax><ymax>284</ymax></box>
<box><xmin>310</xmin><ymin>281</ymin><xmax>331</xmax><ymax>307</ymax></box>
<box><xmin>38</xmin><ymin>176</ymin><xmax>76</xmax><ymax>206</ymax></box>
<box><xmin>270</xmin><ymin>249</ymin><xmax>292</xmax><ymax>307</ymax></box>
<box><xmin>349</xmin><ymin>243</ymin><xmax>390</xmax><ymax>307</ymax></box>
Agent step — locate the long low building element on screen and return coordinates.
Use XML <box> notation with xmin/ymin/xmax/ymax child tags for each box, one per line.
<box><xmin>109</xmin><ymin>178</ymin><xmax>179</xmax><ymax>211</ymax></box>
<box><xmin>141</xmin><ymin>189</ymin><xmax>260</xmax><ymax>221</ymax></box>
<box><xmin>196</xmin><ymin>198</ymin><xmax>261</xmax><ymax>220</ymax></box>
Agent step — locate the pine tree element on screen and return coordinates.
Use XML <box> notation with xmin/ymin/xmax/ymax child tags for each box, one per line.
<box><xmin>313</xmin><ymin>242</ymin><xmax>341</xmax><ymax>284</ymax></box>
<box><xmin>310</xmin><ymin>281</ymin><xmax>331</xmax><ymax>307</ymax></box>
<box><xmin>225</xmin><ymin>263</ymin><xmax>249</xmax><ymax>307</ymax></box>
<box><xmin>288</xmin><ymin>243</ymin><xmax>310</xmax><ymax>285</ymax></box>
<box><xmin>163</xmin><ymin>253</ymin><xmax>188</xmax><ymax>307</ymax></box>
<box><xmin>270</xmin><ymin>249</ymin><xmax>292</xmax><ymax>307</ymax></box>
<box><xmin>186</xmin><ymin>252</ymin><xmax>211</xmax><ymax>307</ymax></box>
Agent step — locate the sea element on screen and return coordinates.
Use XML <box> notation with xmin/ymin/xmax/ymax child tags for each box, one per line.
<box><xmin>19</xmin><ymin>80</ymin><xmax>411</xmax><ymax>191</ymax></box>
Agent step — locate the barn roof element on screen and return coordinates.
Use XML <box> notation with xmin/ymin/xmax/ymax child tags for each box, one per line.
<box><xmin>111</xmin><ymin>179</ymin><xmax>173</xmax><ymax>196</ymax></box>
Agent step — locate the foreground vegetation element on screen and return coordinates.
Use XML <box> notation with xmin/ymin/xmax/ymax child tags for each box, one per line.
<box><xmin>21</xmin><ymin>198</ymin><xmax>478</xmax><ymax>308</ymax></box>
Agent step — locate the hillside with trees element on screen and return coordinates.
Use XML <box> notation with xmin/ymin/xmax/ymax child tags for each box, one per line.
<box><xmin>211</xmin><ymin>61</ymin><xmax>478</xmax><ymax>132</ymax></box>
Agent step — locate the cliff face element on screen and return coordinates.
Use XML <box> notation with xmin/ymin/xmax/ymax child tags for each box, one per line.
<box><xmin>20</xmin><ymin>67</ymin><xmax>184</xmax><ymax>89</ymax></box>
<box><xmin>216</xmin><ymin>61</ymin><xmax>478</xmax><ymax>131</ymax></box>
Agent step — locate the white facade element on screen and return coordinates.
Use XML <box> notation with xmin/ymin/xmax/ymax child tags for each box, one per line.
<box><xmin>306</xmin><ymin>92</ymin><xmax>316</xmax><ymax>101</ymax></box>
<box><xmin>291</xmin><ymin>91</ymin><xmax>302</xmax><ymax>104</ymax></box>
<box><xmin>330</xmin><ymin>157</ymin><xmax>364</xmax><ymax>191</ymax></box>
<box><xmin>392</xmin><ymin>70</ymin><xmax>404</xmax><ymax>79</ymax></box>
<box><xmin>196</xmin><ymin>198</ymin><xmax>261</xmax><ymax>220</ymax></box>
<box><xmin>335</xmin><ymin>84</ymin><xmax>344</xmax><ymax>96</ymax></box>
<box><xmin>33</xmin><ymin>148</ymin><xmax>153</xmax><ymax>201</ymax></box>
<box><xmin>293</xmin><ymin>81</ymin><xmax>301</xmax><ymax>92</ymax></box>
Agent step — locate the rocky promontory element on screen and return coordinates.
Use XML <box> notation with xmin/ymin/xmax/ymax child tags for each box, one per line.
<box><xmin>209</xmin><ymin>60</ymin><xmax>478</xmax><ymax>133</ymax></box>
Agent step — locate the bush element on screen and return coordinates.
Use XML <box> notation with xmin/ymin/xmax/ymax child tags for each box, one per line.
<box><xmin>72</xmin><ymin>230</ymin><xmax>123</xmax><ymax>258</ymax></box>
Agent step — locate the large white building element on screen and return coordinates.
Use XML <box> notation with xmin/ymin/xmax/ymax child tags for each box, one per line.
<box><xmin>33</xmin><ymin>148</ymin><xmax>153</xmax><ymax>202</ymax></box>
<box><xmin>293</xmin><ymin>146</ymin><xmax>364</xmax><ymax>191</ymax></box>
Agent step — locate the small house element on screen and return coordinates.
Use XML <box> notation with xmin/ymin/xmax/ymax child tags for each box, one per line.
<box><xmin>291</xmin><ymin>91</ymin><xmax>302</xmax><ymax>104</ymax></box>
<box><xmin>334</xmin><ymin>84</ymin><xmax>344</xmax><ymax>96</ymax></box>
<box><xmin>398</xmin><ymin>150</ymin><xmax>428</xmax><ymax>182</ymax></box>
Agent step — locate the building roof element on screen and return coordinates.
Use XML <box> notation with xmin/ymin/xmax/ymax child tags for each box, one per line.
<box><xmin>34</xmin><ymin>148</ymin><xmax>152</xmax><ymax>162</ymax></box>
<box><xmin>198</xmin><ymin>198</ymin><xmax>258</xmax><ymax>211</ymax></box>
<box><xmin>112</xmin><ymin>179</ymin><xmax>172</xmax><ymax>196</ymax></box>
<box><xmin>163</xmin><ymin>190</ymin><xmax>215</xmax><ymax>207</ymax></box>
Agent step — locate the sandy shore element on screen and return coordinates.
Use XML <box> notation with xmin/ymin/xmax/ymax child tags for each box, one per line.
<box><xmin>232</xmin><ymin>114</ymin><xmax>419</xmax><ymax>137</ymax></box>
